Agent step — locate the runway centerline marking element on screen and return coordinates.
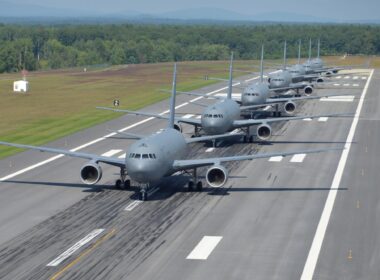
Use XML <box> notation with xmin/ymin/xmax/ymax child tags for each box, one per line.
<box><xmin>186</xmin><ymin>236</ymin><xmax>223</xmax><ymax>260</ymax></box>
<box><xmin>300</xmin><ymin>69</ymin><xmax>374</xmax><ymax>280</ymax></box>
<box><xmin>101</xmin><ymin>149</ymin><xmax>123</xmax><ymax>157</ymax></box>
<box><xmin>47</xmin><ymin>229</ymin><xmax>105</xmax><ymax>267</ymax></box>
<box><xmin>290</xmin><ymin>153</ymin><xmax>306</xmax><ymax>163</ymax></box>
<box><xmin>124</xmin><ymin>200</ymin><xmax>143</xmax><ymax>211</ymax></box>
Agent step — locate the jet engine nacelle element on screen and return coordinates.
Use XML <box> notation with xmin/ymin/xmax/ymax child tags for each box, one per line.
<box><xmin>206</xmin><ymin>165</ymin><xmax>228</xmax><ymax>188</ymax></box>
<box><xmin>303</xmin><ymin>85</ymin><xmax>313</xmax><ymax>95</ymax></box>
<box><xmin>282</xmin><ymin>101</ymin><xmax>296</xmax><ymax>115</ymax></box>
<box><xmin>316</xmin><ymin>77</ymin><xmax>324</xmax><ymax>83</ymax></box>
<box><xmin>257</xmin><ymin>123</ymin><xmax>272</xmax><ymax>141</ymax></box>
<box><xmin>173</xmin><ymin>122</ymin><xmax>182</xmax><ymax>132</ymax></box>
<box><xmin>80</xmin><ymin>162</ymin><xmax>102</xmax><ymax>185</ymax></box>
<box><xmin>325</xmin><ymin>71</ymin><xmax>332</xmax><ymax>77</ymax></box>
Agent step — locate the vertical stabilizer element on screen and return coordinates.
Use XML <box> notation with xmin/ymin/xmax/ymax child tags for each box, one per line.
<box><xmin>168</xmin><ymin>63</ymin><xmax>177</xmax><ymax>129</ymax></box>
<box><xmin>308</xmin><ymin>38</ymin><xmax>312</xmax><ymax>61</ymax></box>
<box><xmin>283</xmin><ymin>41</ymin><xmax>287</xmax><ymax>69</ymax></box>
<box><xmin>317</xmin><ymin>38</ymin><xmax>321</xmax><ymax>58</ymax></box>
<box><xmin>227</xmin><ymin>52</ymin><xmax>233</xmax><ymax>100</ymax></box>
<box><xmin>260</xmin><ymin>45</ymin><xmax>264</xmax><ymax>83</ymax></box>
<box><xmin>298</xmin><ymin>40</ymin><xmax>301</xmax><ymax>64</ymax></box>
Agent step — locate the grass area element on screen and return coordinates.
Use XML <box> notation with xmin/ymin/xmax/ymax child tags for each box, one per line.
<box><xmin>0</xmin><ymin>56</ymin><xmax>375</xmax><ymax>159</ymax></box>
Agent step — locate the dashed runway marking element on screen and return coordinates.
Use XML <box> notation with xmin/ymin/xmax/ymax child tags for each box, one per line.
<box><xmin>186</xmin><ymin>236</ymin><xmax>223</xmax><ymax>260</ymax></box>
<box><xmin>269</xmin><ymin>156</ymin><xmax>283</xmax><ymax>162</ymax></box>
<box><xmin>101</xmin><ymin>149</ymin><xmax>123</xmax><ymax>157</ymax></box>
<box><xmin>182</xmin><ymin>114</ymin><xmax>195</xmax><ymax>119</ymax></box>
<box><xmin>124</xmin><ymin>201</ymin><xmax>143</xmax><ymax>211</ymax></box>
<box><xmin>320</xmin><ymin>95</ymin><xmax>355</xmax><ymax>102</ymax></box>
<box><xmin>290</xmin><ymin>153</ymin><xmax>306</xmax><ymax>163</ymax></box>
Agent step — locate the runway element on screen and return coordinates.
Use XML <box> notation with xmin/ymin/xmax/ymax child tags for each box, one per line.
<box><xmin>0</xmin><ymin>69</ymin><xmax>374</xmax><ymax>279</ymax></box>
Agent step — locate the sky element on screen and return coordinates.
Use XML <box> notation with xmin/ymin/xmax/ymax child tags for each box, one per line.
<box><xmin>9</xmin><ymin>0</ymin><xmax>380</xmax><ymax>21</ymax></box>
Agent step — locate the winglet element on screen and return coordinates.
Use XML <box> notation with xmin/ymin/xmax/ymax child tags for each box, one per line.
<box><xmin>227</xmin><ymin>52</ymin><xmax>234</xmax><ymax>100</ymax></box>
<box><xmin>260</xmin><ymin>45</ymin><xmax>264</xmax><ymax>83</ymax></box>
<box><xmin>168</xmin><ymin>63</ymin><xmax>177</xmax><ymax>129</ymax></box>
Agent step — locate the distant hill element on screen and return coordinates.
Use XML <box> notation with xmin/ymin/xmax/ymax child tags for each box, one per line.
<box><xmin>0</xmin><ymin>2</ymin><xmax>379</xmax><ymax>24</ymax></box>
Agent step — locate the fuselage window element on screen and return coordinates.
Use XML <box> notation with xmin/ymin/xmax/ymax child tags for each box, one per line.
<box><xmin>135</xmin><ymin>154</ymin><xmax>141</xmax><ymax>159</ymax></box>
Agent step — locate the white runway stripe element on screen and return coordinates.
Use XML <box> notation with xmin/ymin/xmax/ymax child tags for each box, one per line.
<box><xmin>186</xmin><ymin>236</ymin><xmax>223</xmax><ymax>260</ymax></box>
<box><xmin>182</xmin><ymin>114</ymin><xmax>194</xmax><ymax>119</ymax></box>
<box><xmin>290</xmin><ymin>153</ymin><xmax>306</xmax><ymax>163</ymax></box>
<box><xmin>320</xmin><ymin>95</ymin><xmax>355</xmax><ymax>102</ymax></box>
<box><xmin>353</xmin><ymin>84</ymin><xmax>359</xmax><ymax>87</ymax></box>
<box><xmin>47</xmin><ymin>229</ymin><xmax>105</xmax><ymax>266</ymax></box>
<box><xmin>353</xmin><ymin>76</ymin><xmax>358</xmax><ymax>80</ymax></box>
<box><xmin>214</xmin><ymin>93</ymin><xmax>241</xmax><ymax>99</ymax></box>
<box><xmin>362</xmin><ymin>76</ymin><xmax>367</xmax><ymax>80</ymax></box>
<box><xmin>303</xmin><ymin>118</ymin><xmax>312</xmax><ymax>121</ymax></box>
<box><xmin>318</xmin><ymin>117</ymin><xmax>328</xmax><ymax>122</ymax></box>
<box><xmin>335</xmin><ymin>76</ymin><xmax>342</xmax><ymax>79</ymax></box>
<box><xmin>269</xmin><ymin>156</ymin><xmax>283</xmax><ymax>162</ymax></box>
<box><xmin>333</xmin><ymin>83</ymin><xmax>340</xmax><ymax>86</ymax></box>
<box><xmin>205</xmin><ymin>148</ymin><xmax>215</xmax><ymax>153</ymax></box>
<box><xmin>124</xmin><ymin>201</ymin><xmax>143</xmax><ymax>211</ymax></box>
<box><xmin>343</xmin><ymin>83</ymin><xmax>350</xmax><ymax>86</ymax></box>
<box><xmin>102</xmin><ymin>149</ymin><xmax>123</xmax><ymax>157</ymax></box>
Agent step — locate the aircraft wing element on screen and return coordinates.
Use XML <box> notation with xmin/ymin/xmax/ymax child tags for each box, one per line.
<box><xmin>172</xmin><ymin>147</ymin><xmax>343</xmax><ymax>170</ymax></box>
<box><xmin>0</xmin><ymin>141</ymin><xmax>125</xmax><ymax>168</ymax></box>
<box><xmin>185</xmin><ymin>131</ymin><xmax>243</xmax><ymax>144</ymax></box>
<box><xmin>266</xmin><ymin>93</ymin><xmax>353</xmax><ymax>103</ymax></box>
<box><xmin>232</xmin><ymin>112</ymin><xmax>352</xmax><ymax>128</ymax></box>
<box><xmin>269</xmin><ymin>83</ymin><xmax>309</xmax><ymax>92</ymax></box>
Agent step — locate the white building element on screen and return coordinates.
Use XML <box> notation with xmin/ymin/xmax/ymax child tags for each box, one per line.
<box><xmin>13</xmin><ymin>80</ymin><xmax>29</xmax><ymax>93</ymax></box>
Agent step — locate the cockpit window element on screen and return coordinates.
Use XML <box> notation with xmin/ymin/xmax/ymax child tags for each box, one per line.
<box><xmin>142</xmin><ymin>154</ymin><xmax>149</xmax><ymax>159</ymax></box>
<box><xmin>134</xmin><ymin>154</ymin><xmax>141</xmax><ymax>159</ymax></box>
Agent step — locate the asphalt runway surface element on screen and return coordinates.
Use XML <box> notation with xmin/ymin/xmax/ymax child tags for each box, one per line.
<box><xmin>0</xmin><ymin>69</ymin><xmax>374</xmax><ymax>280</ymax></box>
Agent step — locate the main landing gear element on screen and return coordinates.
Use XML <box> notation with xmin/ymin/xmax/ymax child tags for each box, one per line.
<box><xmin>242</xmin><ymin>127</ymin><xmax>254</xmax><ymax>143</ymax></box>
<box><xmin>115</xmin><ymin>168</ymin><xmax>131</xmax><ymax>190</ymax></box>
<box><xmin>187</xmin><ymin>168</ymin><xmax>203</xmax><ymax>192</ymax></box>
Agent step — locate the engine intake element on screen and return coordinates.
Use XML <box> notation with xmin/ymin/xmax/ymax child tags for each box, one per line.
<box><xmin>316</xmin><ymin>77</ymin><xmax>324</xmax><ymax>83</ymax></box>
<box><xmin>304</xmin><ymin>85</ymin><xmax>313</xmax><ymax>95</ymax></box>
<box><xmin>80</xmin><ymin>162</ymin><xmax>102</xmax><ymax>185</ymax></box>
<box><xmin>206</xmin><ymin>165</ymin><xmax>228</xmax><ymax>188</ymax></box>
<box><xmin>283</xmin><ymin>101</ymin><xmax>296</xmax><ymax>115</ymax></box>
<box><xmin>173</xmin><ymin>122</ymin><xmax>182</xmax><ymax>132</ymax></box>
<box><xmin>257</xmin><ymin>123</ymin><xmax>272</xmax><ymax>141</ymax></box>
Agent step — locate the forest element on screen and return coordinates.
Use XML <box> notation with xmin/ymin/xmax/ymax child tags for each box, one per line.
<box><xmin>0</xmin><ymin>23</ymin><xmax>379</xmax><ymax>73</ymax></box>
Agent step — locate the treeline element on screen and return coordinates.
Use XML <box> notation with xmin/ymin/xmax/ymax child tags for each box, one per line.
<box><xmin>0</xmin><ymin>24</ymin><xmax>379</xmax><ymax>73</ymax></box>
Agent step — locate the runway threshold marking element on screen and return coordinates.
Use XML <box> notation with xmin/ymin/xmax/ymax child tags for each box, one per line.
<box><xmin>49</xmin><ymin>229</ymin><xmax>116</xmax><ymax>280</ymax></box>
<box><xmin>0</xmin><ymin>71</ymin><xmax>277</xmax><ymax>182</ymax></box>
<box><xmin>186</xmin><ymin>236</ymin><xmax>223</xmax><ymax>260</ymax></box>
<box><xmin>47</xmin><ymin>229</ymin><xmax>105</xmax><ymax>267</ymax></box>
<box><xmin>290</xmin><ymin>153</ymin><xmax>306</xmax><ymax>163</ymax></box>
<box><xmin>300</xmin><ymin>69</ymin><xmax>374</xmax><ymax>280</ymax></box>
<box><xmin>318</xmin><ymin>117</ymin><xmax>328</xmax><ymax>122</ymax></box>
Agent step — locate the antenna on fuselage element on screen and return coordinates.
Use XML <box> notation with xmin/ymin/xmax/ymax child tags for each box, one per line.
<box><xmin>260</xmin><ymin>45</ymin><xmax>264</xmax><ymax>83</ymax></box>
<box><xmin>298</xmin><ymin>39</ymin><xmax>301</xmax><ymax>64</ymax></box>
<box><xmin>227</xmin><ymin>52</ymin><xmax>233</xmax><ymax>100</ymax></box>
<box><xmin>283</xmin><ymin>41</ymin><xmax>287</xmax><ymax>70</ymax></box>
<box><xmin>168</xmin><ymin>63</ymin><xmax>177</xmax><ymax>129</ymax></box>
<box><xmin>308</xmin><ymin>38</ymin><xmax>312</xmax><ymax>61</ymax></box>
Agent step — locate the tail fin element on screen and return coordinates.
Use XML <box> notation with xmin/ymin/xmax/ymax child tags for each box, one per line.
<box><xmin>168</xmin><ymin>63</ymin><xmax>177</xmax><ymax>129</ymax></box>
<box><xmin>227</xmin><ymin>52</ymin><xmax>233</xmax><ymax>100</ymax></box>
<box><xmin>283</xmin><ymin>41</ymin><xmax>287</xmax><ymax>69</ymax></box>
<box><xmin>308</xmin><ymin>38</ymin><xmax>312</xmax><ymax>61</ymax></box>
<box><xmin>317</xmin><ymin>38</ymin><xmax>320</xmax><ymax>58</ymax></box>
<box><xmin>298</xmin><ymin>39</ymin><xmax>301</xmax><ymax>64</ymax></box>
<box><xmin>260</xmin><ymin>45</ymin><xmax>264</xmax><ymax>83</ymax></box>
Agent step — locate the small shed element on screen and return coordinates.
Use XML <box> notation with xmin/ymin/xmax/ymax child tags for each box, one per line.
<box><xmin>13</xmin><ymin>80</ymin><xmax>29</xmax><ymax>93</ymax></box>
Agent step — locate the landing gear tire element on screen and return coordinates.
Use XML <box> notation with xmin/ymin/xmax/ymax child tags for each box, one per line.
<box><xmin>123</xmin><ymin>179</ymin><xmax>131</xmax><ymax>190</ymax></box>
<box><xmin>188</xmin><ymin>181</ymin><xmax>195</xmax><ymax>192</ymax></box>
<box><xmin>196</xmin><ymin>181</ymin><xmax>203</xmax><ymax>192</ymax></box>
<box><xmin>249</xmin><ymin>135</ymin><xmax>254</xmax><ymax>143</ymax></box>
<box><xmin>115</xmin><ymin>179</ymin><xmax>122</xmax><ymax>188</ymax></box>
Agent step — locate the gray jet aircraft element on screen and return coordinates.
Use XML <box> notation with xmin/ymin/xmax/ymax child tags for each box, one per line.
<box><xmin>99</xmin><ymin>54</ymin><xmax>351</xmax><ymax>143</ymax></box>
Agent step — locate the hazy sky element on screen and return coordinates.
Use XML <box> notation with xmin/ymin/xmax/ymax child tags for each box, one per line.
<box><xmin>15</xmin><ymin>0</ymin><xmax>380</xmax><ymax>21</ymax></box>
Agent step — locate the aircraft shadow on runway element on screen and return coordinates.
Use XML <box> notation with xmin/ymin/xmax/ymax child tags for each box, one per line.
<box><xmin>2</xmin><ymin>178</ymin><xmax>348</xmax><ymax>202</ymax></box>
